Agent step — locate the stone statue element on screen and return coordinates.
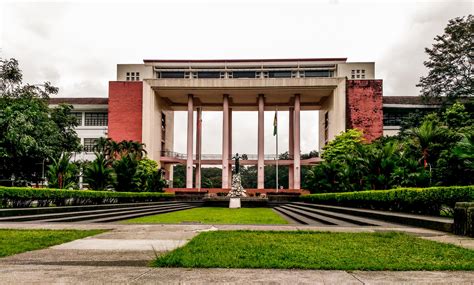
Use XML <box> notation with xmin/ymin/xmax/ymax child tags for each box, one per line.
<box><xmin>228</xmin><ymin>153</ymin><xmax>247</xmax><ymax>205</ymax></box>
<box><xmin>232</xmin><ymin>153</ymin><xmax>241</xmax><ymax>174</ymax></box>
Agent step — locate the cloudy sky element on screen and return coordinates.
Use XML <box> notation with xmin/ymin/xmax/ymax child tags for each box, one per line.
<box><xmin>1</xmin><ymin>0</ymin><xmax>471</xmax><ymax>155</ymax></box>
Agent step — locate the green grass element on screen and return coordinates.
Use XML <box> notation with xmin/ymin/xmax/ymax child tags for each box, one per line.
<box><xmin>153</xmin><ymin>231</ymin><xmax>474</xmax><ymax>270</ymax></box>
<box><xmin>122</xmin><ymin>207</ymin><xmax>288</xmax><ymax>225</ymax></box>
<box><xmin>0</xmin><ymin>229</ymin><xmax>105</xmax><ymax>258</ymax></box>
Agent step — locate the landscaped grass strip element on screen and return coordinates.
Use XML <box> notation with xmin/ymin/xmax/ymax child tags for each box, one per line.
<box><xmin>154</xmin><ymin>231</ymin><xmax>474</xmax><ymax>270</ymax></box>
<box><xmin>0</xmin><ymin>229</ymin><xmax>106</xmax><ymax>258</ymax></box>
<box><xmin>122</xmin><ymin>207</ymin><xmax>288</xmax><ymax>225</ymax></box>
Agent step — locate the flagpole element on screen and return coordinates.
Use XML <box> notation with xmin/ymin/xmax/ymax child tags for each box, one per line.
<box><xmin>275</xmin><ymin>107</ymin><xmax>279</xmax><ymax>192</ymax></box>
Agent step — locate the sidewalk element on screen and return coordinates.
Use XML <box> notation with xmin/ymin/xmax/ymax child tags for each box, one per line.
<box><xmin>0</xmin><ymin>223</ymin><xmax>472</xmax><ymax>284</ymax></box>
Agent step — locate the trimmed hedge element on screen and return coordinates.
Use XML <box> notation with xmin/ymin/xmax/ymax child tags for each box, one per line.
<box><xmin>0</xmin><ymin>187</ymin><xmax>174</xmax><ymax>208</ymax></box>
<box><xmin>300</xmin><ymin>186</ymin><xmax>474</xmax><ymax>216</ymax></box>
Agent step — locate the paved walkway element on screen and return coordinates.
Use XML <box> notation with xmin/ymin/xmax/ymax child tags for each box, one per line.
<box><xmin>0</xmin><ymin>223</ymin><xmax>473</xmax><ymax>284</ymax></box>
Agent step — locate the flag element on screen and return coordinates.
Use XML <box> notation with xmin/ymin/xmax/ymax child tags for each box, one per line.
<box><xmin>273</xmin><ymin>110</ymin><xmax>278</xmax><ymax>136</ymax></box>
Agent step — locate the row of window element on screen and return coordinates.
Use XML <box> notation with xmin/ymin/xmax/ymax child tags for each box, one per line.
<box><xmin>126</xmin><ymin>72</ymin><xmax>140</xmax><ymax>81</ymax></box>
<box><xmin>383</xmin><ymin>109</ymin><xmax>432</xmax><ymax>126</ymax></box>
<box><xmin>156</xmin><ymin>70</ymin><xmax>334</xmax><ymax>79</ymax></box>
<box><xmin>351</xmin><ymin>69</ymin><xmax>366</xmax><ymax>79</ymax></box>
<box><xmin>83</xmin><ymin>138</ymin><xmax>98</xmax><ymax>152</ymax></box>
<box><xmin>72</xmin><ymin>112</ymin><xmax>108</xmax><ymax>126</ymax></box>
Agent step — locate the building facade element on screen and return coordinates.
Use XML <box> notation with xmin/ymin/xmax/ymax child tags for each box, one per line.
<box><xmin>107</xmin><ymin>58</ymin><xmax>383</xmax><ymax>190</ymax></box>
<box><xmin>52</xmin><ymin>58</ymin><xmax>439</xmax><ymax>190</ymax></box>
<box><xmin>49</xmin><ymin>98</ymin><xmax>108</xmax><ymax>161</ymax></box>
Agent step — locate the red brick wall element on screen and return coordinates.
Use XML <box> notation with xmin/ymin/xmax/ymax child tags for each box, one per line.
<box><xmin>108</xmin><ymin>81</ymin><xmax>143</xmax><ymax>142</ymax></box>
<box><xmin>346</xmin><ymin>80</ymin><xmax>383</xmax><ymax>142</ymax></box>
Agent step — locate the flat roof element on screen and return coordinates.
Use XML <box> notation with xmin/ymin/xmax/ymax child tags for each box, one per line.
<box><xmin>382</xmin><ymin>96</ymin><xmax>442</xmax><ymax>105</ymax></box>
<box><xmin>49</xmin><ymin>97</ymin><xmax>108</xmax><ymax>105</ymax></box>
<box><xmin>143</xmin><ymin>58</ymin><xmax>348</xmax><ymax>63</ymax></box>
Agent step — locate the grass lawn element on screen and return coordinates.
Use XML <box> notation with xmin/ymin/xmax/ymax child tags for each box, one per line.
<box><xmin>122</xmin><ymin>207</ymin><xmax>288</xmax><ymax>225</ymax></box>
<box><xmin>153</xmin><ymin>231</ymin><xmax>474</xmax><ymax>271</ymax></box>
<box><xmin>0</xmin><ymin>229</ymin><xmax>105</xmax><ymax>258</ymax></box>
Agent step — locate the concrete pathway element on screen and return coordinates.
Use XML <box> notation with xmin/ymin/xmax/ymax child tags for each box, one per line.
<box><xmin>0</xmin><ymin>223</ymin><xmax>473</xmax><ymax>284</ymax></box>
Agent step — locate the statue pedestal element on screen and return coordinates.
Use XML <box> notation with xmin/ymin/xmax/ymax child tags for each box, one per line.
<box><xmin>229</xmin><ymin>197</ymin><xmax>241</xmax><ymax>209</ymax></box>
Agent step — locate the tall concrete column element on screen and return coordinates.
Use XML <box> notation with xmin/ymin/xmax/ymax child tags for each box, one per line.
<box><xmin>222</xmin><ymin>94</ymin><xmax>230</xmax><ymax>189</ymax></box>
<box><xmin>195</xmin><ymin>107</ymin><xmax>202</xmax><ymax>189</ymax></box>
<box><xmin>186</xmin><ymin>94</ymin><xmax>194</xmax><ymax>188</ymax></box>
<box><xmin>257</xmin><ymin>94</ymin><xmax>265</xmax><ymax>189</ymax></box>
<box><xmin>288</xmin><ymin>107</ymin><xmax>294</xmax><ymax>189</ymax></box>
<box><xmin>228</xmin><ymin>108</ymin><xmax>233</xmax><ymax>187</ymax></box>
<box><xmin>293</xmin><ymin>94</ymin><xmax>301</xmax><ymax>189</ymax></box>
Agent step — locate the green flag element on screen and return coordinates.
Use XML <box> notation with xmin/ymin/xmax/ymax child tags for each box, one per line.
<box><xmin>273</xmin><ymin>110</ymin><xmax>277</xmax><ymax>136</ymax></box>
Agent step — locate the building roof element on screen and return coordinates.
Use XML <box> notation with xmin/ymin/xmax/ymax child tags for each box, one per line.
<box><xmin>49</xmin><ymin>97</ymin><xmax>108</xmax><ymax>105</ymax></box>
<box><xmin>383</xmin><ymin>96</ymin><xmax>441</xmax><ymax>105</ymax></box>
<box><xmin>143</xmin><ymin>58</ymin><xmax>348</xmax><ymax>63</ymax></box>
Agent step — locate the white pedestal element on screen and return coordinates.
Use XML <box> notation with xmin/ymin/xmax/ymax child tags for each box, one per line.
<box><xmin>229</xmin><ymin>197</ymin><xmax>241</xmax><ymax>208</ymax></box>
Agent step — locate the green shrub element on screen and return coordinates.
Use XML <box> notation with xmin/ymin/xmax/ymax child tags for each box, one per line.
<box><xmin>300</xmin><ymin>186</ymin><xmax>474</xmax><ymax>216</ymax></box>
<box><xmin>0</xmin><ymin>186</ymin><xmax>174</xmax><ymax>208</ymax></box>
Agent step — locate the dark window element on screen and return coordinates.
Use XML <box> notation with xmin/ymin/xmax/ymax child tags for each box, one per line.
<box><xmin>383</xmin><ymin>108</ymin><xmax>433</xmax><ymax>126</ymax></box>
<box><xmin>72</xmin><ymin>112</ymin><xmax>82</xmax><ymax>126</ymax></box>
<box><xmin>305</xmin><ymin>70</ymin><xmax>333</xmax><ymax>77</ymax></box>
<box><xmin>232</xmin><ymin>71</ymin><xmax>256</xmax><ymax>78</ymax></box>
<box><xmin>160</xmin><ymin>72</ymin><xmax>185</xmax><ymax>78</ymax></box>
<box><xmin>83</xmin><ymin>138</ymin><xmax>98</xmax><ymax>152</ymax></box>
<box><xmin>197</xmin><ymin>72</ymin><xmax>220</xmax><ymax>78</ymax></box>
<box><xmin>324</xmin><ymin>112</ymin><xmax>329</xmax><ymax>145</ymax></box>
<box><xmin>269</xmin><ymin>71</ymin><xmax>292</xmax><ymax>78</ymax></box>
<box><xmin>85</xmin><ymin>112</ymin><xmax>108</xmax><ymax>126</ymax></box>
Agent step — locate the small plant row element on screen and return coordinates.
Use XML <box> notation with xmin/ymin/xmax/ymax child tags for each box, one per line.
<box><xmin>0</xmin><ymin>186</ymin><xmax>174</xmax><ymax>208</ymax></box>
<box><xmin>300</xmin><ymin>186</ymin><xmax>474</xmax><ymax>216</ymax></box>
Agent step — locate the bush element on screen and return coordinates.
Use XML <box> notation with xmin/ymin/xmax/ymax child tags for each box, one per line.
<box><xmin>300</xmin><ymin>186</ymin><xmax>474</xmax><ymax>216</ymax></box>
<box><xmin>0</xmin><ymin>186</ymin><xmax>174</xmax><ymax>208</ymax></box>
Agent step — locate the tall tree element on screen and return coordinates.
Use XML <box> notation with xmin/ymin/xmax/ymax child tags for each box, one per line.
<box><xmin>0</xmin><ymin>58</ymin><xmax>81</xmax><ymax>184</ymax></box>
<box><xmin>417</xmin><ymin>15</ymin><xmax>473</xmax><ymax>100</ymax></box>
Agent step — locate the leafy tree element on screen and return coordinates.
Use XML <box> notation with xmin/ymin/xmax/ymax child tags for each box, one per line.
<box><xmin>134</xmin><ymin>158</ymin><xmax>166</xmax><ymax>192</ymax></box>
<box><xmin>417</xmin><ymin>15</ymin><xmax>473</xmax><ymax>100</ymax></box>
<box><xmin>46</xmin><ymin>153</ymin><xmax>79</xmax><ymax>189</ymax></box>
<box><xmin>83</xmin><ymin>152</ymin><xmax>115</xmax><ymax>190</ymax></box>
<box><xmin>0</xmin><ymin>58</ymin><xmax>81</xmax><ymax>184</ymax></box>
<box><xmin>321</xmin><ymin>129</ymin><xmax>365</xmax><ymax>161</ymax></box>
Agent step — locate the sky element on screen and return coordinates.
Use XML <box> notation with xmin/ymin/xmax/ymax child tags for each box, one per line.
<box><xmin>1</xmin><ymin>0</ymin><xmax>472</xmax><ymax>155</ymax></box>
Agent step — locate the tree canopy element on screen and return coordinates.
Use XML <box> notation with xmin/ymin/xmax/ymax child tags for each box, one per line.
<box><xmin>417</xmin><ymin>15</ymin><xmax>473</xmax><ymax>100</ymax></box>
<box><xmin>0</xmin><ymin>58</ymin><xmax>81</xmax><ymax>185</ymax></box>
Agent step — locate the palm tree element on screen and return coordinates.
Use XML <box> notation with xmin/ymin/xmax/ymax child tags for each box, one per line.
<box><xmin>452</xmin><ymin>132</ymin><xmax>474</xmax><ymax>168</ymax></box>
<box><xmin>83</xmin><ymin>152</ymin><xmax>115</xmax><ymax>190</ymax></box>
<box><xmin>407</xmin><ymin>120</ymin><xmax>445</xmax><ymax>168</ymax></box>
<box><xmin>47</xmin><ymin>152</ymin><xmax>78</xmax><ymax>189</ymax></box>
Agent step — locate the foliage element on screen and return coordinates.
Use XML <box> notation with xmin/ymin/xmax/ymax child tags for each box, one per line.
<box><xmin>0</xmin><ymin>229</ymin><xmax>105</xmax><ymax>258</ymax></box>
<box><xmin>300</xmin><ymin>186</ymin><xmax>474</xmax><ymax>216</ymax></box>
<box><xmin>0</xmin><ymin>58</ymin><xmax>80</xmax><ymax>185</ymax></box>
<box><xmin>113</xmin><ymin>153</ymin><xmax>139</xmax><ymax>192</ymax></box>
<box><xmin>122</xmin><ymin>207</ymin><xmax>288</xmax><ymax>224</ymax></box>
<box><xmin>417</xmin><ymin>15</ymin><xmax>473</xmax><ymax>100</ymax></box>
<box><xmin>46</xmin><ymin>153</ymin><xmax>79</xmax><ymax>189</ymax></box>
<box><xmin>134</xmin><ymin>158</ymin><xmax>167</xmax><ymax>192</ymax></box>
<box><xmin>321</xmin><ymin>129</ymin><xmax>364</xmax><ymax>161</ymax></box>
<box><xmin>0</xmin><ymin>186</ymin><xmax>174</xmax><ymax>208</ymax></box>
<box><xmin>83</xmin><ymin>153</ymin><xmax>115</xmax><ymax>191</ymax></box>
<box><xmin>153</xmin><ymin>231</ymin><xmax>474</xmax><ymax>270</ymax></box>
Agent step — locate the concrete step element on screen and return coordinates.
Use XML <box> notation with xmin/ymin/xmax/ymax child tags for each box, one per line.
<box><xmin>37</xmin><ymin>204</ymin><xmax>192</xmax><ymax>223</ymax></box>
<box><xmin>85</xmin><ymin>205</ymin><xmax>196</xmax><ymax>223</ymax></box>
<box><xmin>288</xmin><ymin>204</ymin><xmax>396</xmax><ymax>227</ymax></box>
<box><xmin>293</xmin><ymin>202</ymin><xmax>453</xmax><ymax>232</ymax></box>
<box><xmin>0</xmin><ymin>203</ymin><xmax>184</xmax><ymax>222</ymax></box>
<box><xmin>274</xmin><ymin>207</ymin><xmax>323</xmax><ymax>225</ymax></box>
<box><xmin>279</xmin><ymin>205</ymin><xmax>356</xmax><ymax>226</ymax></box>
<box><xmin>0</xmin><ymin>201</ymin><xmax>182</xmax><ymax>217</ymax></box>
